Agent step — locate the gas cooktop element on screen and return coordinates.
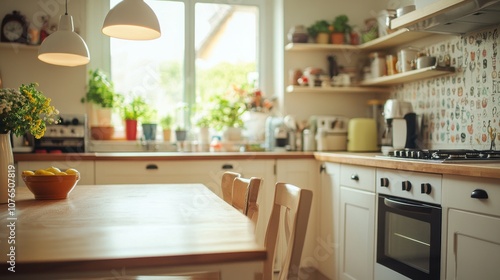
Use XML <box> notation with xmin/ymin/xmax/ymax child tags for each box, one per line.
<box><xmin>382</xmin><ymin>149</ymin><xmax>500</xmax><ymax>163</ymax></box>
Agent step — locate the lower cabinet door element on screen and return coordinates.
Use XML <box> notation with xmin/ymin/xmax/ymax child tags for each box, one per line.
<box><xmin>446</xmin><ymin>209</ymin><xmax>500</xmax><ymax>280</ymax></box>
<box><xmin>340</xmin><ymin>186</ymin><xmax>375</xmax><ymax>280</ymax></box>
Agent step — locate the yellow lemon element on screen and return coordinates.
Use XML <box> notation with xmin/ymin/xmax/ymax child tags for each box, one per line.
<box><xmin>35</xmin><ymin>169</ymin><xmax>55</xmax><ymax>175</ymax></box>
<box><xmin>54</xmin><ymin>171</ymin><xmax>68</xmax><ymax>175</ymax></box>
<box><xmin>22</xmin><ymin>170</ymin><xmax>35</xmax><ymax>176</ymax></box>
<box><xmin>65</xmin><ymin>168</ymin><xmax>80</xmax><ymax>175</ymax></box>
<box><xmin>46</xmin><ymin>166</ymin><xmax>61</xmax><ymax>173</ymax></box>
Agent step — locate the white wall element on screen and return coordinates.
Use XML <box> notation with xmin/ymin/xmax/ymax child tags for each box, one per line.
<box><xmin>0</xmin><ymin>0</ymin><xmax>88</xmax><ymax>115</ymax></box>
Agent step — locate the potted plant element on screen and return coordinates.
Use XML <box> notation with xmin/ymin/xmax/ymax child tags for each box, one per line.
<box><xmin>141</xmin><ymin>109</ymin><xmax>158</xmax><ymax>141</ymax></box>
<box><xmin>121</xmin><ymin>96</ymin><xmax>148</xmax><ymax>140</ymax></box>
<box><xmin>331</xmin><ymin>15</ymin><xmax>351</xmax><ymax>44</ymax></box>
<box><xmin>82</xmin><ymin>69</ymin><xmax>121</xmax><ymax>140</ymax></box>
<box><xmin>307</xmin><ymin>20</ymin><xmax>331</xmax><ymax>44</ymax></box>
<box><xmin>173</xmin><ymin>103</ymin><xmax>188</xmax><ymax>142</ymax></box>
<box><xmin>160</xmin><ymin>114</ymin><xmax>173</xmax><ymax>142</ymax></box>
<box><xmin>206</xmin><ymin>93</ymin><xmax>246</xmax><ymax>141</ymax></box>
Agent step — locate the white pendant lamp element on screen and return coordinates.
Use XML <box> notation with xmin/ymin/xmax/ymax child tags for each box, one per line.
<box><xmin>102</xmin><ymin>0</ymin><xmax>161</xmax><ymax>40</ymax></box>
<box><xmin>38</xmin><ymin>0</ymin><xmax>90</xmax><ymax>67</ymax></box>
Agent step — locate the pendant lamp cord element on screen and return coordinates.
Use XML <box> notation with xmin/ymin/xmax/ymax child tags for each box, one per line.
<box><xmin>65</xmin><ymin>0</ymin><xmax>68</xmax><ymax>15</ymax></box>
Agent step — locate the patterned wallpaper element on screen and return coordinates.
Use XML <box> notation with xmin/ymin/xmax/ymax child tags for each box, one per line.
<box><xmin>395</xmin><ymin>26</ymin><xmax>500</xmax><ymax>150</ymax></box>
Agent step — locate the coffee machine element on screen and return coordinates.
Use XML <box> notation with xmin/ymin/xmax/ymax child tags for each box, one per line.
<box><xmin>381</xmin><ymin>99</ymin><xmax>418</xmax><ymax>155</ymax></box>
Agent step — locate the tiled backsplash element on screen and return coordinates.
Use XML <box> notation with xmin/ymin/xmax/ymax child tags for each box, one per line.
<box><xmin>395</xmin><ymin>26</ymin><xmax>500</xmax><ymax>150</ymax></box>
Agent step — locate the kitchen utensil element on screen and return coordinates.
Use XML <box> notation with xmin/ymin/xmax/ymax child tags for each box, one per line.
<box><xmin>381</xmin><ymin>99</ymin><xmax>418</xmax><ymax>153</ymax></box>
<box><xmin>347</xmin><ymin>118</ymin><xmax>379</xmax><ymax>152</ymax></box>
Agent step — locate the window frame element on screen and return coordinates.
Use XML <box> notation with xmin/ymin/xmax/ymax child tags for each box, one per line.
<box><xmin>86</xmin><ymin>0</ymin><xmax>272</xmax><ymax>130</ymax></box>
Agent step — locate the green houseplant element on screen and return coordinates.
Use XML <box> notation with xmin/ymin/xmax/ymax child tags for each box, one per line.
<box><xmin>121</xmin><ymin>96</ymin><xmax>149</xmax><ymax>140</ymax></box>
<box><xmin>82</xmin><ymin>69</ymin><xmax>121</xmax><ymax>140</ymax></box>
<box><xmin>160</xmin><ymin>114</ymin><xmax>173</xmax><ymax>142</ymax></box>
<box><xmin>307</xmin><ymin>20</ymin><xmax>331</xmax><ymax>44</ymax></box>
<box><xmin>331</xmin><ymin>15</ymin><xmax>351</xmax><ymax>44</ymax></box>
<box><xmin>205</xmin><ymin>93</ymin><xmax>246</xmax><ymax>141</ymax></box>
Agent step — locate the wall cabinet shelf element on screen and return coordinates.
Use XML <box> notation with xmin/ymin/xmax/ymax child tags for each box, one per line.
<box><xmin>0</xmin><ymin>42</ymin><xmax>39</xmax><ymax>50</ymax></box>
<box><xmin>361</xmin><ymin>66</ymin><xmax>455</xmax><ymax>86</ymax></box>
<box><xmin>286</xmin><ymin>85</ymin><xmax>390</xmax><ymax>94</ymax></box>
<box><xmin>285</xmin><ymin>29</ymin><xmax>447</xmax><ymax>90</ymax></box>
<box><xmin>285</xmin><ymin>29</ymin><xmax>431</xmax><ymax>52</ymax></box>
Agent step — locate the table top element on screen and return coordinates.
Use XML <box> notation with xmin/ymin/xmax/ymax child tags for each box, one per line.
<box><xmin>0</xmin><ymin>183</ymin><xmax>266</xmax><ymax>277</ymax></box>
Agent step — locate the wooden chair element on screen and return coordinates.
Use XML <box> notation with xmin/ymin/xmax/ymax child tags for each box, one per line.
<box><xmin>221</xmin><ymin>171</ymin><xmax>241</xmax><ymax>204</ymax></box>
<box><xmin>231</xmin><ymin>176</ymin><xmax>262</xmax><ymax>225</ymax></box>
<box><xmin>261</xmin><ymin>183</ymin><xmax>313</xmax><ymax>280</ymax></box>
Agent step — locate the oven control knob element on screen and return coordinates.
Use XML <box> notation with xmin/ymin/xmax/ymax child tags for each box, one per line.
<box><xmin>421</xmin><ymin>183</ymin><xmax>432</xmax><ymax>194</ymax></box>
<box><xmin>380</xmin><ymin>177</ymin><xmax>389</xmax><ymax>188</ymax></box>
<box><xmin>402</xmin><ymin>180</ymin><xmax>412</xmax><ymax>191</ymax></box>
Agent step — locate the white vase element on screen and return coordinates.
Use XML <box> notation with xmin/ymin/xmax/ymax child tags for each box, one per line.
<box><xmin>0</xmin><ymin>132</ymin><xmax>14</xmax><ymax>204</ymax></box>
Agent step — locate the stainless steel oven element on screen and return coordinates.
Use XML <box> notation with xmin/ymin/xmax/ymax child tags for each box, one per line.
<box><xmin>375</xmin><ymin>169</ymin><xmax>442</xmax><ymax>280</ymax></box>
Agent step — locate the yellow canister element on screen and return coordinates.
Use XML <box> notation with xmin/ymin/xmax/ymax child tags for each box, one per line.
<box><xmin>347</xmin><ymin>118</ymin><xmax>379</xmax><ymax>152</ymax></box>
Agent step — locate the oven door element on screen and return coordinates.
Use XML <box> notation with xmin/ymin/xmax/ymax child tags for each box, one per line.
<box><xmin>377</xmin><ymin>194</ymin><xmax>441</xmax><ymax>280</ymax></box>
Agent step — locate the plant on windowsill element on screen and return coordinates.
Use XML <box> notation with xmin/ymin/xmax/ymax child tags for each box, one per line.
<box><xmin>121</xmin><ymin>96</ymin><xmax>148</xmax><ymax>141</ymax></box>
<box><xmin>160</xmin><ymin>114</ymin><xmax>173</xmax><ymax>142</ymax></box>
<box><xmin>141</xmin><ymin>109</ymin><xmax>158</xmax><ymax>141</ymax></box>
<box><xmin>206</xmin><ymin>90</ymin><xmax>246</xmax><ymax>142</ymax></box>
<box><xmin>82</xmin><ymin>69</ymin><xmax>122</xmax><ymax>140</ymax></box>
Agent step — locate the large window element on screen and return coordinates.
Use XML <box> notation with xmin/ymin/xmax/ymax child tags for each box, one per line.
<box><xmin>109</xmin><ymin>0</ymin><xmax>260</xmax><ymax>137</ymax></box>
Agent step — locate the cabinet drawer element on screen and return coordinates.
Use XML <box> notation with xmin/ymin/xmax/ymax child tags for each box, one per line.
<box><xmin>340</xmin><ymin>164</ymin><xmax>375</xmax><ymax>192</ymax></box>
<box><xmin>443</xmin><ymin>175</ymin><xmax>500</xmax><ymax>217</ymax></box>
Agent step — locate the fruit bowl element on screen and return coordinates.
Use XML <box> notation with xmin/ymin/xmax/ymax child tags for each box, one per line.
<box><xmin>22</xmin><ymin>173</ymin><xmax>80</xmax><ymax>200</ymax></box>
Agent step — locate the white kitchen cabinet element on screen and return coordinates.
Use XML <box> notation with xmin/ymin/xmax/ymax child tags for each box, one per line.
<box><xmin>443</xmin><ymin>175</ymin><xmax>500</xmax><ymax>280</ymax></box>
<box><xmin>95</xmin><ymin>159</ymin><xmax>275</xmax><ymax>244</ymax></box>
<box><xmin>17</xmin><ymin>160</ymin><xmax>95</xmax><ymax>186</ymax></box>
<box><xmin>339</xmin><ymin>164</ymin><xmax>376</xmax><ymax>280</ymax></box>
<box><xmin>275</xmin><ymin>159</ymin><xmax>320</xmax><ymax>275</ymax></box>
<box><xmin>317</xmin><ymin>162</ymin><xmax>341</xmax><ymax>280</ymax></box>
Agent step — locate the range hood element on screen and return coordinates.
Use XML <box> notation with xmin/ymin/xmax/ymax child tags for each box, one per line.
<box><xmin>391</xmin><ymin>0</ymin><xmax>500</xmax><ymax>34</ymax></box>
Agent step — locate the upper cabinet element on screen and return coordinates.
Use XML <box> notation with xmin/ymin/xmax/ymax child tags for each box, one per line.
<box><xmin>392</xmin><ymin>0</ymin><xmax>500</xmax><ymax>34</ymax></box>
<box><xmin>285</xmin><ymin>28</ymin><xmax>456</xmax><ymax>91</ymax></box>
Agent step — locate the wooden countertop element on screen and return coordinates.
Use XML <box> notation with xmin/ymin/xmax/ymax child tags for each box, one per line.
<box><xmin>14</xmin><ymin>151</ymin><xmax>315</xmax><ymax>162</ymax></box>
<box><xmin>314</xmin><ymin>152</ymin><xmax>500</xmax><ymax>180</ymax></box>
<box><xmin>14</xmin><ymin>151</ymin><xmax>500</xmax><ymax>179</ymax></box>
<box><xmin>0</xmin><ymin>184</ymin><xmax>265</xmax><ymax>279</ymax></box>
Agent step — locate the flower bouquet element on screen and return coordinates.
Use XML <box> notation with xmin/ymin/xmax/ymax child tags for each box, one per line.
<box><xmin>0</xmin><ymin>83</ymin><xmax>59</xmax><ymax>138</ymax></box>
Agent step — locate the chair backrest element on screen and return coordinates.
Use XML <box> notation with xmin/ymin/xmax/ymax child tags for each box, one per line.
<box><xmin>232</xmin><ymin>176</ymin><xmax>262</xmax><ymax>225</ymax></box>
<box><xmin>221</xmin><ymin>171</ymin><xmax>241</xmax><ymax>204</ymax></box>
<box><xmin>262</xmin><ymin>183</ymin><xmax>313</xmax><ymax>280</ymax></box>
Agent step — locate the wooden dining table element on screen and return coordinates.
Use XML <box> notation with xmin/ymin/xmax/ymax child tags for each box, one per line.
<box><xmin>0</xmin><ymin>183</ymin><xmax>266</xmax><ymax>279</ymax></box>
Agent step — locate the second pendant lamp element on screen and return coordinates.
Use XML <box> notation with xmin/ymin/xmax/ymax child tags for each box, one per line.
<box><xmin>102</xmin><ymin>0</ymin><xmax>161</xmax><ymax>40</ymax></box>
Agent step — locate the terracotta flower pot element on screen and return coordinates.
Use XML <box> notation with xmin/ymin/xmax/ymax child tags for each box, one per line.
<box><xmin>125</xmin><ymin>119</ymin><xmax>138</xmax><ymax>140</ymax></box>
<box><xmin>331</xmin><ymin>32</ymin><xmax>345</xmax><ymax>44</ymax></box>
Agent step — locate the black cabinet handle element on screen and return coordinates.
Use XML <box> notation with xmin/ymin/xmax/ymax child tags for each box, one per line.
<box><xmin>222</xmin><ymin>164</ymin><xmax>233</xmax><ymax>170</ymax></box>
<box><xmin>351</xmin><ymin>174</ymin><xmax>359</xmax><ymax>181</ymax></box>
<box><xmin>402</xmin><ymin>180</ymin><xmax>412</xmax><ymax>191</ymax></box>
<box><xmin>471</xmin><ymin>189</ymin><xmax>488</xmax><ymax>199</ymax></box>
<box><xmin>421</xmin><ymin>183</ymin><xmax>432</xmax><ymax>194</ymax></box>
<box><xmin>320</xmin><ymin>164</ymin><xmax>326</xmax><ymax>174</ymax></box>
<box><xmin>146</xmin><ymin>164</ymin><xmax>158</xmax><ymax>170</ymax></box>
<box><xmin>380</xmin><ymin>177</ymin><xmax>389</xmax><ymax>187</ymax></box>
